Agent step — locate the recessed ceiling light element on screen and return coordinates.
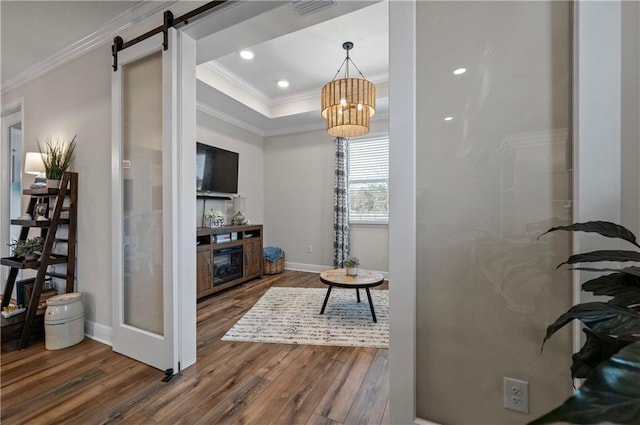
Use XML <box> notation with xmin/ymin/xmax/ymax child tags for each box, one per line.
<box><xmin>277</xmin><ymin>79</ymin><xmax>290</xmax><ymax>88</ymax></box>
<box><xmin>453</xmin><ymin>68</ymin><xmax>467</xmax><ymax>75</ymax></box>
<box><xmin>444</xmin><ymin>116</ymin><xmax>453</xmax><ymax>121</ymax></box>
<box><xmin>239</xmin><ymin>49</ymin><xmax>254</xmax><ymax>60</ymax></box>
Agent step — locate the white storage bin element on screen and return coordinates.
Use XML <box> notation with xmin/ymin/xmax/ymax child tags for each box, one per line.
<box><xmin>44</xmin><ymin>292</ymin><xmax>84</xmax><ymax>350</ymax></box>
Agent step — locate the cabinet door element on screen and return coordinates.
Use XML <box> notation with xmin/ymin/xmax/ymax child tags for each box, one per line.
<box><xmin>196</xmin><ymin>250</ymin><xmax>212</xmax><ymax>296</ymax></box>
<box><xmin>245</xmin><ymin>240</ymin><xmax>262</xmax><ymax>277</ymax></box>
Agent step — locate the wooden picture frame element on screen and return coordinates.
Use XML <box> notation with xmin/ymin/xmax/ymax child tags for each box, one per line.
<box><xmin>18</xmin><ymin>278</ymin><xmax>56</xmax><ymax>313</ymax></box>
<box><xmin>15</xmin><ymin>278</ymin><xmax>36</xmax><ymax>306</ymax></box>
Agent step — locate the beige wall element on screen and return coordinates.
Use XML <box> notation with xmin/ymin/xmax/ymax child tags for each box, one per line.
<box><xmin>3</xmin><ymin>45</ymin><xmax>113</xmax><ymax>329</ymax></box>
<box><xmin>415</xmin><ymin>2</ymin><xmax>573</xmax><ymax>423</ymax></box>
<box><xmin>264</xmin><ymin>120</ymin><xmax>389</xmax><ymax>273</ymax></box>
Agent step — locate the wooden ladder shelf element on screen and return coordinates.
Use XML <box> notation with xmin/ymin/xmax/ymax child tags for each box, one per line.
<box><xmin>1</xmin><ymin>172</ymin><xmax>78</xmax><ymax>349</ymax></box>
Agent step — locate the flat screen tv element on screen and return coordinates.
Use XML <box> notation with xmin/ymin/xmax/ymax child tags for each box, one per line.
<box><xmin>196</xmin><ymin>142</ymin><xmax>239</xmax><ymax>195</ymax></box>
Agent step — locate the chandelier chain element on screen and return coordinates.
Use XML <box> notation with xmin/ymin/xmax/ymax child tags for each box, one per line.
<box><xmin>329</xmin><ymin>57</ymin><xmax>368</xmax><ymax>82</ymax></box>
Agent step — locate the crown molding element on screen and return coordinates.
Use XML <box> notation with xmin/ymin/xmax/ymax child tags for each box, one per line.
<box><xmin>202</xmin><ymin>60</ymin><xmax>389</xmax><ymax>110</ymax></box>
<box><xmin>264</xmin><ymin>110</ymin><xmax>389</xmax><ymax>138</ymax></box>
<box><xmin>196</xmin><ymin>101</ymin><xmax>265</xmax><ymax>137</ymax></box>
<box><xmin>270</xmin><ymin>72</ymin><xmax>389</xmax><ymax>106</ymax></box>
<box><xmin>197</xmin><ymin>96</ymin><xmax>324</xmax><ymax>138</ymax></box>
<box><xmin>264</xmin><ymin>121</ymin><xmax>326</xmax><ymax>138</ymax></box>
<box><xmin>197</xmin><ymin>97</ymin><xmax>388</xmax><ymax>139</ymax></box>
<box><xmin>202</xmin><ymin>62</ymin><xmax>271</xmax><ymax>104</ymax></box>
<box><xmin>1</xmin><ymin>1</ymin><xmax>176</xmax><ymax>94</ymax></box>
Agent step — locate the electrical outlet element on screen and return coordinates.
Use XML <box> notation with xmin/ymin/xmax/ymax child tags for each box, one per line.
<box><xmin>504</xmin><ymin>377</ymin><xmax>529</xmax><ymax>413</ymax></box>
<box><xmin>307</xmin><ymin>245</ymin><xmax>313</xmax><ymax>253</ymax></box>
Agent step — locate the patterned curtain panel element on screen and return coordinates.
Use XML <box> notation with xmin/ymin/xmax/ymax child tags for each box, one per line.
<box><xmin>333</xmin><ymin>137</ymin><xmax>350</xmax><ymax>267</ymax></box>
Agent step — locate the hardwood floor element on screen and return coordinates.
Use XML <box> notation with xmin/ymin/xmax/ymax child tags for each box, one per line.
<box><xmin>1</xmin><ymin>270</ymin><xmax>389</xmax><ymax>424</ymax></box>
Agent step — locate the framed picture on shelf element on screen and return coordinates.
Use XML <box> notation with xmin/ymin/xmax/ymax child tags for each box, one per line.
<box><xmin>16</xmin><ymin>278</ymin><xmax>36</xmax><ymax>306</ymax></box>
<box><xmin>17</xmin><ymin>278</ymin><xmax>55</xmax><ymax>311</ymax></box>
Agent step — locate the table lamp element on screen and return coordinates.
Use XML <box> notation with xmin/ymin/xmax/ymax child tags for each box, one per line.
<box><xmin>24</xmin><ymin>152</ymin><xmax>47</xmax><ymax>188</ymax></box>
<box><xmin>232</xmin><ymin>196</ymin><xmax>246</xmax><ymax>225</ymax></box>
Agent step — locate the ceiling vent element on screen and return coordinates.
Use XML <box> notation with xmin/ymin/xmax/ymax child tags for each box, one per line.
<box><xmin>290</xmin><ymin>0</ymin><xmax>336</xmax><ymax>17</ymax></box>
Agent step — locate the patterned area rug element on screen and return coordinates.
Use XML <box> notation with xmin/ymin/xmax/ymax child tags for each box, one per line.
<box><xmin>222</xmin><ymin>287</ymin><xmax>388</xmax><ymax>348</ymax></box>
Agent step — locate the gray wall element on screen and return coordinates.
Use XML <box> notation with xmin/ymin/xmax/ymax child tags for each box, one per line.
<box><xmin>3</xmin><ymin>45</ymin><xmax>114</xmax><ymax>333</ymax></box>
<box><xmin>415</xmin><ymin>2</ymin><xmax>573</xmax><ymax>423</ymax></box>
<box><xmin>196</xmin><ymin>111</ymin><xmax>265</xmax><ymax>227</ymax></box>
<box><xmin>263</xmin><ymin>120</ymin><xmax>389</xmax><ymax>274</ymax></box>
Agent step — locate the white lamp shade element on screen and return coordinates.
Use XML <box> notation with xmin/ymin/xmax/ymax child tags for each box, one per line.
<box><xmin>24</xmin><ymin>152</ymin><xmax>46</xmax><ymax>175</ymax></box>
<box><xmin>233</xmin><ymin>196</ymin><xmax>246</xmax><ymax>212</ymax></box>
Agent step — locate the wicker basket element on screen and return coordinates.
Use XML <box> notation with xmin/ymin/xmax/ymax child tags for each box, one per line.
<box><xmin>263</xmin><ymin>252</ymin><xmax>285</xmax><ymax>275</ymax></box>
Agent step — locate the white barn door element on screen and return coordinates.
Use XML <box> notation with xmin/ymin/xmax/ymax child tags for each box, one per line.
<box><xmin>111</xmin><ymin>30</ymin><xmax>180</xmax><ymax>372</ymax></box>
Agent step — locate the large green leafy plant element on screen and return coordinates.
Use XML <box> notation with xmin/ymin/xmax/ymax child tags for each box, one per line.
<box><xmin>529</xmin><ymin>221</ymin><xmax>640</xmax><ymax>424</ymax></box>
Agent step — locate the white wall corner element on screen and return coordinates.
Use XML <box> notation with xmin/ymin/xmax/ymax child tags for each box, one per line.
<box><xmin>388</xmin><ymin>1</ymin><xmax>417</xmax><ymax>424</ymax></box>
<box><xmin>573</xmin><ymin>0</ymin><xmax>623</xmax><ymax>359</ymax></box>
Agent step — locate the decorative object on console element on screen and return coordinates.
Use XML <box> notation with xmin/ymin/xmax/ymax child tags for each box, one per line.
<box><xmin>321</xmin><ymin>41</ymin><xmax>376</xmax><ymax>137</ymax></box>
<box><xmin>24</xmin><ymin>152</ymin><xmax>47</xmax><ymax>189</ymax></box>
<box><xmin>232</xmin><ymin>196</ymin><xmax>247</xmax><ymax>225</ymax></box>
<box><xmin>39</xmin><ymin>135</ymin><xmax>76</xmax><ymax>188</ymax></box>
<box><xmin>343</xmin><ymin>255</ymin><xmax>360</xmax><ymax>276</ymax></box>
<box><xmin>207</xmin><ymin>209</ymin><xmax>224</xmax><ymax>227</ymax></box>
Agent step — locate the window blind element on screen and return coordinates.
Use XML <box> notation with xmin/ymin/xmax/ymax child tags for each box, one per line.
<box><xmin>348</xmin><ymin>135</ymin><xmax>389</xmax><ymax>223</ymax></box>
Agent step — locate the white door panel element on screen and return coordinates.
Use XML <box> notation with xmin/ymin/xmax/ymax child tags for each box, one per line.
<box><xmin>111</xmin><ymin>31</ymin><xmax>179</xmax><ymax>372</ymax></box>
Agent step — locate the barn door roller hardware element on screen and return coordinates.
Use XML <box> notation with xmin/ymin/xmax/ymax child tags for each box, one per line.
<box><xmin>112</xmin><ymin>1</ymin><xmax>227</xmax><ymax>71</ymax></box>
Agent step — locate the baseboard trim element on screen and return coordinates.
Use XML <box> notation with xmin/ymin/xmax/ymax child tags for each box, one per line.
<box><xmin>84</xmin><ymin>320</ymin><xmax>112</xmax><ymax>346</ymax></box>
<box><xmin>284</xmin><ymin>262</ymin><xmax>332</xmax><ymax>274</ymax></box>
<box><xmin>415</xmin><ymin>417</ymin><xmax>441</xmax><ymax>425</ymax></box>
<box><xmin>284</xmin><ymin>262</ymin><xmax>389</xmax><ymax>280</ymax></box>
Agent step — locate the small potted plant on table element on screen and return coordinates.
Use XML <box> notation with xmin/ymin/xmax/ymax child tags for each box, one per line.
<box><xmin>39</xmin><ymin>135</ymin><xmax>76</xmax><ymax>188</ymax></box>
<box><xmin>344</xmin><ymin>256</ymin><xmax>360</xmax><ymax>276</ymax></box>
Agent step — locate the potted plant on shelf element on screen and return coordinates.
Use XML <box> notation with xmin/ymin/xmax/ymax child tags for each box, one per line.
<box><xmin>529</xmin><ymin>221</ymin><xmax>640</xmax><ymax>425</ymax></box>
<box><xmin>39</xmin><ymin>135</ymin><xmax>76</xmax><ymax>188</ymax></box>
<box><xmin>11</xmin><ymin>236</ymin><xmax>45</xmax><ymax>261</ymax></box>
<box><xmin>344</xmin><ymin>256</ymin><xmax>360</xmax><ymax>276</ymax></box>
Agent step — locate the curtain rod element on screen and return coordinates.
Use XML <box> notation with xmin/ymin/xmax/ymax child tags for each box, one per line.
<box><xmin>112</xmin><ymin>0</ymin><xmax>228</xmax><ymax>71</ymax></box>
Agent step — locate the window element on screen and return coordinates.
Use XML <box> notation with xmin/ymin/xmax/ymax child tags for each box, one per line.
<box><xmin>348</xmin><ymin>135</ymin><xmax>389</xmax><ymax>224</ymax></box>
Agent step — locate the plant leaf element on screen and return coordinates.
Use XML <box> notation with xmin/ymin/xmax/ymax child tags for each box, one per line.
<box><xmin>538</xmin><ymin>221</ymin><xmax>640</xmax><ymax>248</ymax></box>
<box><xmin>582</xmin><ymin>272</ymin><xmax>640</xmax><ymax>307</ymax></box>
<box><xmin>528</xmin><ymin>341</ymin><xmax>640</xmax><ymax>425</ymax></box>
<box><xmin>542</xmin><ymin>302</ymin><xmax>640</xmax><ymax>349</ymax></box>
<box><xmin>557</xmin><ymin>250</ymin><xmax>640</xmax><ymax>269</ymax></box>
<box><xmin>571</xmin><ymin>328</ymin><xmax>632</xmax><ymax>379</ymax></box>
<box><xmin>572</xmin><ymin>266</ymin><xmax>640</xmax><ymax>278</ymax></box>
